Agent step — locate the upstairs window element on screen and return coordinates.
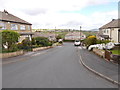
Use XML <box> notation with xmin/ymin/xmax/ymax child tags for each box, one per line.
<box><xmin>11</xmin><ymin>24</ymin><xmax>18</xmax><ymax>30</ymax></box>
<box><xmin>104</xmin><ymin>29</ymin><xmax>106</xmax><ymax>33</ymax></box>
<box><xmin>28</xmin><ymin>25</ymin><xmax>31</xmax><ymax>30</ymax></box>
<box><xmin>0</xmin><ymin>22</ymin><xmax>6</xmax><ymax>30</ymax></box>
<box><xmin>20</xmin><ymin>25</ymin><xmax>25</xmax><ymax>30</ymax></box>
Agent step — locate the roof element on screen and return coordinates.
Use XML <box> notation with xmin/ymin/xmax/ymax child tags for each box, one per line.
<box><xmin>0</xmin><ymin>10</ymin><xmax>32</xmax><ymax>25</ymax></box>
<box><xmin>99</xmin><ymin>19</ymin><xmax>120</xmax><ymax>29</ymax></box>
<box><xmin>99</xmin><ymin>35</ymin><xmax>110</xmax><ymax>39</ymax></box>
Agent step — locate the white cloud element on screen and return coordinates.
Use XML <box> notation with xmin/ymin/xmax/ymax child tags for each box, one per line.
<box><xmin>0</xmin><ymin>0</ymin><xmax>118</xmax><ymax>30</ymax></box>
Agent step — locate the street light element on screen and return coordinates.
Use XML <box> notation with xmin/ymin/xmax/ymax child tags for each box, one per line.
<box><xmin>80</xmin><ymin>26</ymin><xmax>82</xmax><ymax>41</ymax></box>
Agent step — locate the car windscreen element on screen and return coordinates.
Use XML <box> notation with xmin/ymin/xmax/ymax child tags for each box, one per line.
<box><xmin>75</xmin><ymin>40</ymin><xmax>79</xmax><ymax>42</ymax></box>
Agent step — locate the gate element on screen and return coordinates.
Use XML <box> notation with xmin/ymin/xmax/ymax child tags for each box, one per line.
<box><xmin>105</xmin><ymin>50</ymin><xmax>112</xmax><ymax>61</ymax></box>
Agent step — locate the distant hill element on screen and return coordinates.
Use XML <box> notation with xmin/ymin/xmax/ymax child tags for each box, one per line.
<box><xmin>89</xmin><ymin>29</ymin><xmax>99</xmax><ymax>31</ymax></box>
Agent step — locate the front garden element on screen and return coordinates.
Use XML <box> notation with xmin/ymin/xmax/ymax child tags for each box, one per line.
<box><xmin>82</xmin><ymin>35</ymin><xmax>120</xmax><ymax>63</ymax></box>
<box><xmin>0</xmin><ymin>30</ymin><xmax>60</xmax><ymax>54</ymax></box>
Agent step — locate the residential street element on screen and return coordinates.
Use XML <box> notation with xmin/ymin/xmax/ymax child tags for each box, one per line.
<box><xmin>2</xmin><ymin>43</ymin><xmax>118</xmax><ymax>88</ymax></box>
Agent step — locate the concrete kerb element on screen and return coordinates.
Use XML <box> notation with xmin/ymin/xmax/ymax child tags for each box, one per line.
<box><xmin>78</xmin><ymin>50</ymin><xmax>120</xmax><ymax>86</ymax></box>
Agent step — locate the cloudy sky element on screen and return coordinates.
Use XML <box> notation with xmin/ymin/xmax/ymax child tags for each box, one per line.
<box><xmin>0</xmin><ymin>0</ymin><xmax>119</xmax><ymax>30</ymax></box>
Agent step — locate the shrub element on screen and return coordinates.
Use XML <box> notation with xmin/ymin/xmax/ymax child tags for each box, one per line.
<box><xmin>17</xmin><ymin>38</ymin><xmax>32</xmax><ymax>51</ymax></box>
<box><xmin>96</xmin><ymin>39</ymin><xmax>111</xmax><ymax>44</ymax></box>
<box><xmin>56</xmin><ymin>35</ymin><xmax>62</xmax><ymax>42</ymax></box>
<box><xmin>22</xmin><ymin>38</ymin><xmax>32</xmax><ymax>51</ymax></box>
<box><xmin>83</xmin><ymin>35</ymin><xmax>97</xmax><ymax>47</ymax></box>
<box><xmin>64</xmin><ymin>39</ymin><xmax>74</xmax><ymax>42</ymax></box>
<box><xmin>33</xmin><ymin>37</ymin><xmax>52</xmax><ymax>47</ymax></box>
<box><xmin>1</xmin><ymin>30</ymin><xmax>20</xmax><ymax>51</ymax></box>
<box><xmin>31</xmin><ymin>38</ymin><xmax>36</xmax><ymax>45</ymax></box>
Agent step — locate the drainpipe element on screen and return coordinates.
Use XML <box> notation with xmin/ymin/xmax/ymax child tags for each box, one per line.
<box><xmin>110</xmin><ymin>28</ymin><xmax>112</xmax><ymax>41</ymax></box>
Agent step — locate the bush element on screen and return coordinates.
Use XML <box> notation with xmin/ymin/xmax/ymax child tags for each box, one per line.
<box><xmin>2</xmin><ymin>44</ymin><xmax>19</xmax><ymax>53</ymax></box>
<box><xmin>83</xmin><ymin>35</ymin><xmax>97</xmax><ymax>47</ymax></box>
<box><xmin>33</xmin><ymin>37</ymin><xmax>52</xmax><ymax>47</ymax></box>
<box><xmin>56</xmin><ymin>35</ymin><xmax>62</xmax><ymax>42</ymax></box>
<box><xmin>96</xmin><ymin>39</ymin><xmax>110</xmax><ymax>44</ymax></box>
<box><xmin>1</xmin><ymin>30</ymin><xmax>20</xmax><ymax>52</ymax></box>
<box><xmin>17</xmin><ymin>38</ymin><xmax>32</xmax><ymax>51</ymax></box>
<box><xmin>64</xmin><ymin>40</ymin><xmax>74</xmax><ymax>42</ymax></box>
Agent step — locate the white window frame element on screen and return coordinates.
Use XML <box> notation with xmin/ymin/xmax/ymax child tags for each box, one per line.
<box><xmin>11</xmin><ymin>24</ymin><xmax>18</xmax><ymax>30</ymax></box>
<box><xmin>28</xmin><ymin>25</ymin><xmax>31</xmax><ymax>30</ymax></box>
<box><xmin>0</xmin><ymin>22</ymin><xmax>6</xmax><ymax>30</ymax></box>
<box><xmin>20</xmin><ymin>25</ymin><xmax>26</xmax><ymax>30</ymax></box>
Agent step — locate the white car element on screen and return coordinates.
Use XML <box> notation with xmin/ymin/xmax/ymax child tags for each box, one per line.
<box><xmin>58</xmin><ymin>39</ymin><xmax>63</xmax><ymax>43</ymax></box>
<box><xmin>74</xmin><ymin>40</ymin><xmax>81</xmax><ymax>46</ymax></box>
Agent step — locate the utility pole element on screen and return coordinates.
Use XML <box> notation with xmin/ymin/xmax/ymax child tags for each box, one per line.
<box><xmin>80</xmin><ymin>26</ymin><xmax>82</xmax><ymax>41</ymax></box>
<box><xmin>55</xmin><ymin>26</ymin><xmax>56</xmax><ymax>31</ymax></box>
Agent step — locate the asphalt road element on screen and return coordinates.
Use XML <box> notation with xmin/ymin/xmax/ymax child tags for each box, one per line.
<box><xmin>2</xmin><ymin>43</ymin><xmax>118</xmax><ymax>88</ymax></box>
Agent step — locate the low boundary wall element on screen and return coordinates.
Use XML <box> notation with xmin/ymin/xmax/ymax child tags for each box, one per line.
<box><xmin>93</xmin><ymin>48</ymin><xmax>105</xmax><ymax>58</ymax></box>
<box><xmin>0</xmin><ymin>50</ymin><xmax>24</xmax><ymax>58</ymax></box>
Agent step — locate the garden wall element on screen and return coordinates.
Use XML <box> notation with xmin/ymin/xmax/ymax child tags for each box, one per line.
<box><xmin>0</xmin><ymin>50</ymin><xmax>24</xmax><ymax>58</ymax></box>
<box><xmin>33</xmin><ymin>46</ymin><xmax>52</xmax><ymax>52</ymax></box>
<box><xmin>93</xmin><ymin>48</ymin><xmax>105</xmax><ymax>58</ymax></box>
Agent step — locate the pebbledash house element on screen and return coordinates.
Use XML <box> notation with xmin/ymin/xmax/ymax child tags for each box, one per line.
<box><xmin>98</xmin><ymin>19</ymin><xmax>120</xmax><ymax>43</ymax></box>
<box><xmin>0</xmin><ymin>10</ymin><xmax>33</xmax><ymax>42</ymax></box>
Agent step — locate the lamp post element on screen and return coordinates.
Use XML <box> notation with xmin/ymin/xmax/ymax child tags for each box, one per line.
<box><xmin>80</xmin><ymin>26</ymin><xmax>82</xmax><ymax>41</ymax></box>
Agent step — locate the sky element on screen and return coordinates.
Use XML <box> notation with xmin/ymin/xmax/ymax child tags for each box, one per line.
<box><xmin>0</xmin><ymin>0</ymin><xmax>119</xmax><ymax>30</ymax></box>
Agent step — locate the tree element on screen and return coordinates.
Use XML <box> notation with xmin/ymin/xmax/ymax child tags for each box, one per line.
<box><xmin>2</xmin><ymin>30</ymin><xmax>20</xmax><ymax>51</ymax></box>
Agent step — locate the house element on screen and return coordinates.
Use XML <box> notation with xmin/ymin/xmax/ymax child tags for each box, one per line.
<box><xmin>33</xmin><ymin>32</ymin><xmax>57</xmax><ymax>41</ymax></box>
<box><xmin>98</xmin><ymin>19</ymin><xmax>120</xmax><ymax>43</ymax></box>
<box><xmin>65</xmin><ymin>32</ymin><xmax>86</xmax><ymax>40</ymax></box>
<box><xmin>0</xmin><ymin>10</ymin><xmax>33</xmax><ymax>42</ymax></box>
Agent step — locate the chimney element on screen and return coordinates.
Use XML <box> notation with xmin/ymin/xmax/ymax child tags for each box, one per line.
<box><xmin>112</xmin><ymin>19</ymin><xmax>115</xmax><ymax>21</ymax></box>
<box><xmin>4</xmin><ymin>9</ymin><xmax>9</xmax><ymax>15</ymax></box>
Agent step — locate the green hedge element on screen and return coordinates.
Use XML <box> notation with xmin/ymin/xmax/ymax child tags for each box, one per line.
<box><xmin>63</xmin><ymin>40</ymin><xmax>75</xmax><ymax>42</ymax></box>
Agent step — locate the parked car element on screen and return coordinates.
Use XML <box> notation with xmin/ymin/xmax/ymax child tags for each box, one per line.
<box><xmin>58</xmin><ymin>39</ymin><xmax>63</xmax><ymax>43</ymax></box>
<box><xmin>74</xmin><ymin>40</ymin><xmax>81</xmax><ymax>46</ymax></box>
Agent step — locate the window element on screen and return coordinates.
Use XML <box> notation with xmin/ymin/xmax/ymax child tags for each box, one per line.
<box><xmin>20</xmin><ymin>25</ymin><xmax>25</xmax><ymax>30</ymax></box>
<box><xmin>103</xmin><ymin>30</ymin><xmax>105</xmax><ymax>33</ymax></box>
<box><xmin>11</xmin><ymin>24</ymin><xmax>18</xmax><ymax>30</ymax></box>
<box><xmin>106</xmin><ymin>29</ymin><xmax>109</xmax><ymax>33</ymax></box>
<box><xmin>28</xmin><ymin>25</ymin><xmax>31</xmax><ymax>30</ymax></box>
<box><xmin>0</xmin><ymin>22</ymin><xmax>6</xmax><ymax>30</ymax></box>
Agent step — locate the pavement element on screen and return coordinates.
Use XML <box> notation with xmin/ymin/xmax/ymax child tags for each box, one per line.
<box><xmin>78</xmin><ymin>46</ymin><xmax>119</xmax><ymax>86</ymax></box>
<box><xmin>2</xmin><ymin>43</ymin><xmax>118</xmax><ymax>88</ymax></box>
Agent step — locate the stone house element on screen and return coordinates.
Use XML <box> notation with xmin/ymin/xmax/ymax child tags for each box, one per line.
<box><xmin>0</xmin><ymin>10</ymin><xmax>33</xmax><ymax>42</ymax></box>
<box><xmin>98</xmin><ymin>19</ymin><xmax>120</xmax><ymax>43</ymax></box>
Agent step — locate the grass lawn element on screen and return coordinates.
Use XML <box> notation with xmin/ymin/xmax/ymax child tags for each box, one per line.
<box><xmin>109</xmin><ymin>50</ymin><xmax>120</xmax><ymax>55</ymax></box>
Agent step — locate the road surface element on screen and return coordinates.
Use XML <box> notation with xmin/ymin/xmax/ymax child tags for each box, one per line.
<box><xmin>2</xmin><ymin>43</ymin><xmax>118</xmax><ymax>88</ymax></box>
